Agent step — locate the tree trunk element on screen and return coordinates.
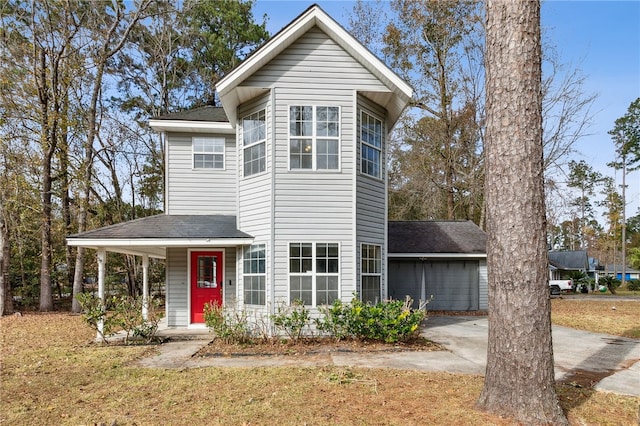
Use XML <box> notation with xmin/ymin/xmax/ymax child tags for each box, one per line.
<box><xmin>0</xmin><ymin>199</ymin><xmax>14</xmax><ymax>316</ymax></box>
<box><xmin>477</xmin><ymin>1</ymin><xmax>567</xmax><ymax>424</ymax></box>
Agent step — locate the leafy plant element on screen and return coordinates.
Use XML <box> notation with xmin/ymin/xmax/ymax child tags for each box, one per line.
<box><xmin>75</xmin><ymin>293</ymin><xmax>117</xmax><ymax>344</ymax></box>
<box><xmin>112</xmin><ymin>296</ymin><xmax>163</xmax><ymax>344</ymax></box>
<box><xmin>76</xmin><ymin>293</ymin><xmax>163</xmax><ymax>344</ymax></box>
<box><xmin>203</xmin><ymin>303</ymin><xmax>251</xmax><ymax>344</ymax></box>
<box><xmin>271</xmin><ymin>300</ymin><xmax>311</xmax><ymax>342</ymax></box>
<box><xmin>599</xmin><ymin>275</ymin><xmax>621</xmax><ymax>294</ymax></box>
<box><xmin>626</xmin><ymin>280</ymin><xmax>640</xmax><ymax>291</ymax></box>
<box><xmin>316</xmin><ymin>296</ymin><xmax>426</xmax><ymax>343</ymax></box>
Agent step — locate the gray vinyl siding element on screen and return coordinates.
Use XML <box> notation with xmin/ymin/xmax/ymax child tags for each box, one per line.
<box><xmin>238</xmin><ymin>94</ymin><xmax>272</xmax><ymax>240</ymax></box>
<box><xmin>356</xmin><ymin>97</ymin><xmax>387</xmax><ymax>299</ymax></box>
<box><xmin>224</xmin><ymin>247</ymin><xmax>238</xmax><ymax>308</ymax></box>
<box><xmin>166</xmin><ymin>132</ymin><xmax>237</xmax><ymax>215</ymax></box>
<box><xmin>237</xmin><ymin>94</ymin><xmax>272</xmax><ymax>316</ymax></box>
<box><xmin>166</xmin><ymin>247</ymin><xmax>188</xmax><ymax>326</ymax></box>
<box><xmin>166</xmin><ymin>247</ymin><xmax>239</xmax><ymax>327</ymax></box>
<box><xmin>479</xmin><ymin>259</ymin><xmax>488</xmax><ymax>310</ymax></box>
<box><xmin>244</xmin><ymin>28</ymin><xmax>388</xmax><ymax>93</ymax></box>
<box><xmin>236</xmin><ymin>27</ymin><xmax>392</xmax><ymax>308</ymax></box>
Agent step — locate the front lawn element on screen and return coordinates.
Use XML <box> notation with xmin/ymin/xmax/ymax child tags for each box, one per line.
<box><xmin>551</xmin><ymin>298</ymin><xmax>640</xmax><ymax>338</ymax></box>
<box><xmin>1</xmin><ymin>310</ymin><xmax>638</xmax><ymax>425</ymax></box>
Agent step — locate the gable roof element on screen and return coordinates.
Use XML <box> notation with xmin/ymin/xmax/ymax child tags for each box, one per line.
<box><xmin>388</xmin><ymin>221</ymin><xmax>486</xmax><ymax>257</ymax></box>
<box><xmin>148</xmin><ymin>106</ymin><xmax>233</xmax><ymax>133</ymax></box>
<box><xmin>548</xmin><ymin>250</ymin><xmax>589</xmax><ymax>271</ymax></box>
<box><xmin>216</xmin><ymin>4</ymin><xmax>413</xmax><ymax>126</ymax></box>
<box><xmin>67</xmin><ymin>215</ymin><xmax>253</xmax><ymax>258</ymax></box>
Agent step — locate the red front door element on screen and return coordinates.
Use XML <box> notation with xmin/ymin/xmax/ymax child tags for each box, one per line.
<box><xmin>191</xmin><ymin>251</ymin><xmax>223</xmax><ymax>323</ymax></box>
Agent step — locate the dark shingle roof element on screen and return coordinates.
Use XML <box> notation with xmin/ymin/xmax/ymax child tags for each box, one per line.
<box><xmin>69</xmin><ymin>215</ymin><xmax>251</xmax><ymax>240</ymax></box>
<box><xmin>388</xmin><ymin>221</ymin><xmax>486</xmax><ymax>254</ymax></box>
<box><xmin>548</xmin><ymin>251</ymin><xmax>589</xmax><ymax>270</ymax></box>
<box><xmin>155</xmin><ymin>106</ymin><xmax>229</xmax><ymax>122</ymax></box>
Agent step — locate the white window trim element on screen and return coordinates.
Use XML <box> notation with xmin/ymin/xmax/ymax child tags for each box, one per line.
<box><xmin>288</xmin><ymin>242</ymin><xmax>340</xmax><ymax>306</ymax></box>
<box><xmin>192</xmin><ymin>136</ymin><xmax>225</xmax><ymax>170</ymax></box>
<box><xmin>359</xmin><ymin>110</ymin><xmax>384</xmax><ymax>180</ymax></box>
<box><xmin>360</xmin><ymin>243</ymin><xmax>382</xmax><ymax>302</ymax></box>
<box><xmin>241</xmin><ymin>109</ymin><xmax>267</xmax><ymax>178</ymax></box>
<box><xmin>288</xmin><ymin>105</ymin><xmax>341</xmax><ymax>172</ymax></box>
<box><xmin>242</xmin><ymin>243</ymin><xmax>266</xmax><ymax>306</ymax></box>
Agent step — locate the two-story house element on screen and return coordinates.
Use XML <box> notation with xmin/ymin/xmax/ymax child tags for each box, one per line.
<box><xmin>67</xmin><ymin>5</ymin><xmax>414</xmax><ymax>332</ymax></box>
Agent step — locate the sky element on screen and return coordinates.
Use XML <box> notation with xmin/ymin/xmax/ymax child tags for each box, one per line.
<box><xmin>252</xmin><ymin>0</ymin><xmax>640</xmax><ymax>219</ymax></box>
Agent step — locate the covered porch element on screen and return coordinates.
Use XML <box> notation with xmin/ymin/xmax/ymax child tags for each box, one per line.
<box><xmin>67</xmin><ymin>215</ymin><xmax>253</xmax><ymax>340</ymax></box>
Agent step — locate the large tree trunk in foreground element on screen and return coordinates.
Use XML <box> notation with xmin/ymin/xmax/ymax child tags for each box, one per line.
<box><xmin>477</xmin><ymin>1</ymin><xmax>567</xmax><ymax>424</ymax></box>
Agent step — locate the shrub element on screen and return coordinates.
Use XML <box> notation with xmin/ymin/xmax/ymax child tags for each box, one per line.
<box><xmin>203</xmin><ymin>303</ymin><xmax>251</xmax><ymax>344</ymax></box>
<box><xmin>76</xmin><ymin>293</ymin><xmax>117</xmax><ymax>343</ymax></box>
<box><xmin>271</xmin><ymin>300</ymin><xmax>311</xmax><ymax>342</ymax></box>
<box><xmin>112</xmin><ymin>296</ymin><xmax>163</xmax><ymax>344</ymax></box>
<box><xmin>316</xmin><ymin>296</ymin><xmax>426</xmax><ymax>343</ymax></box>
<box><xmin>599</xmin><ymin>275</ymin><xmax>622</xmax><ymax>294</ymax></box>
<box><xmin>316</xmin><ymin>300</ymin><xmax>354</xmax><ymax>341</ymax></box>
<box><xmin>627</xmin><ymin>280</ymin><xmax>640</xmax><ymax>291</ymax></box>
<box><xmin>76</xmin><ymin>293</ymin><xmax>163</xmax><ymax>344</ymax></box>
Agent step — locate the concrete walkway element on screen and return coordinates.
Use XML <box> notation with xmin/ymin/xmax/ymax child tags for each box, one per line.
<box><xmin>135</xmin><ymin>316</ymin><xmax>640</xmax><ymax>397</ymax></box>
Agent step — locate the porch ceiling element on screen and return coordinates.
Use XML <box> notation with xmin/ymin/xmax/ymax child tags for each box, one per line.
<box><xmin>66</xmin><ymin>215</ymin><xmax>254</xmax><ymax>259</ymax></box>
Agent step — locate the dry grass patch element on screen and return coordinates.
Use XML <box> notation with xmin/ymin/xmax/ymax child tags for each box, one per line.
<box><xmin>552</xmin><ymin>299</ymin><xmax>640</xmax><ymax>338</ymax></box>
<box><xmin>1</xmin><ymin>313</ymin><xmax>639</xmax><ymax>425</ymax></box>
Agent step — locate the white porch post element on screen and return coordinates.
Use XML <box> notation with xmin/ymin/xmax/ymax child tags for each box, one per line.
<box><xmin>97</xmin><ymin>248</ymin><xmax>106</xmax><ymax>342</ymax></box>
<box><xmin>142</xmin><ymin>254</ymin><xmax>149</xmax><ymax>320</ymax></box>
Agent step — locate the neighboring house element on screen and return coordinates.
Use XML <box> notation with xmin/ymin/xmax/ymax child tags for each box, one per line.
<box><xmin>388</xmin><ymin>221</ymin><xmax>488</xmax><ymax>311</ymax></box>
<box><xmin>67</xmin><ymin>5</ymin><xmax>413</xmax><ymax>331</ymax></box>
<box><xmin>603</xmin><ymin>265</ymin><xmax>640</xmax><ymax>281</ymax></box>
<box><xmin>548</xmin><ymin>250</ymin><xmax>589</xmax><ymax>280</ymax></box>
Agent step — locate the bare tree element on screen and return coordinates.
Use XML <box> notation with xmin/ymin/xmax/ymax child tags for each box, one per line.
<box><xmin>477</xmin><ymin>1</ymin><xmax>567</xmax><ymax>423</ymax></box>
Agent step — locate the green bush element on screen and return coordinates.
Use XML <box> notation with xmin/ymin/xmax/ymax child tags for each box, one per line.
<box><xmin>626</xmin><ymin>280</ymin><xmax>640</xmax><ymax>291</ymax></box>
<box><xmin>203</xmin><ymin>303</ymin><xmax>251</xmax><ymax>344</ymax></box>
<box><xmin>599</xmin><ymin>275</ymin><xmax>622</xmax><ymax>294</ymax></box>
<box><xmin>316</xmin><ymin>296</ymin><xmax>425</xmax><ymax>343</ymax></box>
<box><xmin>271</xmin><ymin>300</ymin><xmax>311</xmax><ymax>341</ymax></box>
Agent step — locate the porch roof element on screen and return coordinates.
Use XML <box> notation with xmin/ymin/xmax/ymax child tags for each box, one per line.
<box><xmin>66</xmin><ymin>215</ymin><xmax>254</xmax><ymax>259</ymax></box>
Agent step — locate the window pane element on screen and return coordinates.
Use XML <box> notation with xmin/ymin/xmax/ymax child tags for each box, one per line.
<box><xmin>361</xmin><ymin>276</ymin><xmax>380</xmax><ymax>304</ymax></box>
<box><xmin>244</xmin><ymin>142</ymin><xmax>266</xmax><ymax>177</ymax></box>
<box><xmin>243</xmin><ymin>244</ymin><xmax>266</xmax><ymax>305</ymax></box>
<box><xmin>243</xmin><ymin>110</ymin><xmax>266</xmax><ymax>146</ymax></box>
<box><xmin>290</xmin><ymin>139</ymin><xmax>313</xmax><ymax>170</ymax></box>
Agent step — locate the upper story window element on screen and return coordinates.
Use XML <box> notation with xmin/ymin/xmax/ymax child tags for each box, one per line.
<box><xmin>360</xmin><ymin>112</ymin><xmax>383</xmax><ymax>178</ymax></box>
<box><xmin>242</xmin><ymin>109</ymin><xmax>266</xmax><ymax>177</ymax></box>
<box><xmin>289</xmin><ymin>106</ymin><xmax>339</xmax><ymax>170</ymax></box>
<box><xmin>193</xmin><ymin>137</ymin><xmax>225</xmax><ymax>169</ymax></box>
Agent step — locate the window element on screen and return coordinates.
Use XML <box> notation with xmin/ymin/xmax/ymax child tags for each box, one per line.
<box><xmin>193</xmin><ymin>137</ymin><xmax>224</xmax><ymax>169</ymax></box>
<box><xmin>242</xmin><ymin>109</ymin><xmax>266</xmax><ymax>177</ymax></box>
<box><xmin>243</xmin><ymin>244</ymin><xmax>266</xmax><ymax>305</ymax></box>
<box><xmin>360</xmin><ymin>112</ymin><xmax>383</xmax><ymax>178</ymax></box>
<box><xmin>289</xmin><ymin>106</ymin><xmax>339</xmax><ymax>170</ymax></box>
<box><xmin>361</xmin><ymin>244</ymin><xmax>381</xmax><ymax>304</ymax></box>
<box><xmin>289</xmin><ymin>242</ymin><xmax>339</xmax><ymax>306</ymax></box>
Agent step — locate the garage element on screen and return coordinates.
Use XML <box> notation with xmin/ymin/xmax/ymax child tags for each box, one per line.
<box><xmin>388</xmin><ymin>221</ymin><xmax>487</xmax><ymax>311</ymax></box>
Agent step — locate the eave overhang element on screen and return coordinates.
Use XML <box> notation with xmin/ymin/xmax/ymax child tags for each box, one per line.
<box><xmin>388</xmin><ymin>253</ymin><xmax>487</xmax><ymax>259</ymax></box>
<box><xmin>148</xmin><ymin>120</ymin><xmax>235</xmax><ymax>134</ymax></box>
<box><xmin>66</xmin><ymin>237</ymin><xmax>255</xmax><ymax>259</ymax></box>
<box><xmin>216</xmin><ymin>5</ymin><xmax>413</xmax><ymax>126</ymax></box>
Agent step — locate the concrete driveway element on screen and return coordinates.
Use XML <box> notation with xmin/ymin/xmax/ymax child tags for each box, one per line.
<box><xmin>139</xmin><ymin>315</ymin><xmax>639</xmax><ymax>397</ymax></box>
<box><xmin>422</xmin><ymin>315</ymin><xmax>640</xmax><ymax>397</ymax></box>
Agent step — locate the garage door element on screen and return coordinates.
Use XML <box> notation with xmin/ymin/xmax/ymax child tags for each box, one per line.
<box><xmin>388</xmin><ymin>260</ymin><xmax>479</xmax><ymax>311</ymax></box>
